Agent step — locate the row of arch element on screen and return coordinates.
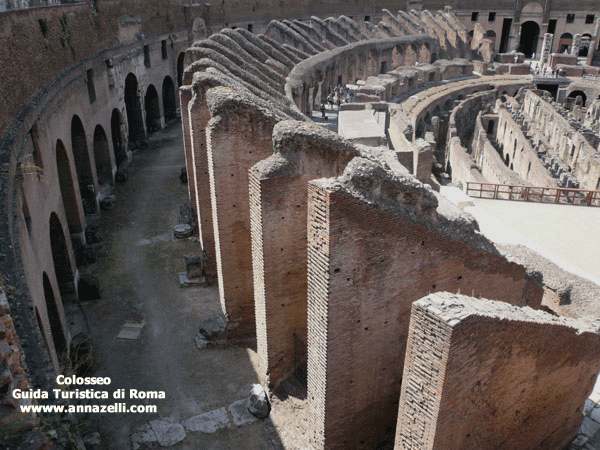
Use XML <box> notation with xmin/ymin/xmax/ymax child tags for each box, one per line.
<box><xmin>30</xmin><ymin>68</ymin><xmax>182</xmax><ymax>368</ymax></box>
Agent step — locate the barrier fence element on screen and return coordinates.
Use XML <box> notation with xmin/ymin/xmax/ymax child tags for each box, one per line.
<box><xmin>465</xmin><ymin>182</ymin><xmax>600</xmax><ymax>206</ymax></box>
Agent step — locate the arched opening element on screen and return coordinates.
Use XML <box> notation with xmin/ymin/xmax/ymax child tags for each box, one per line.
<box><xmin>93</xmin><ymin>125</ymin><xmax>113</xmax><ymax>185</ymax></box>
<box><xmin>558</xmin><ymin>33</ymin><xmax>573</xmax><ymax>54</ymax></box>
<box><xmin>568</xmin><ymin>90</ymin><xmax>587</xmax><ymax>106</ymax></box>
<box><xmin>144</xmin><ymin>84</ymin><xmax>161</xmax><ymax>133</ymax></box>
<box><xmin>34</xmin><ymin>307</ymin><xmax>50</xmax><ymax>357</ymax></box>
<box><xmin>71</xmin><ymin>115</ymin><xmax>97</xmax><ymax>215</ymax></box>
<box><xmin>177</xmin><ymin>53</ymin><xmax>185</xmax><ymax>87</ymax></box>
<box><xmin>56</xmin><ymin>140</ymin><xmax>84</xmax><ymax>234</ymax></box>
<box><xmin>487</xmin><ymin>120</ymin><xmax>495</xmax><ymax>135</ymax></box>
<box><xmin>162</xmin><ymin>76</ymin><xmax>177</xmax><ymax>122</ymax></box>
<box><xmin>50</xmin><ymin>212</ymin><xmax>77</xmax><ymax>303</ymax></box>
<box><xmin>124</xmin><ymin>73</ymin><xmax>146</xmax><ymax>150</ymax></box>
<box><xmin>485</xmin><ymin>30</ymin><xmax>497</xmax><ymax>50</ymax></box>
<box><xmin>580</xmin><ymin>34</ymin><xmax>592</xmax><ymax>57</ymax></box>
<box><xmin>505</xmin><ymin>153</ymin><xmax>510</xmax><ymax>166</ymax></box>
<box><xmin>518</xmin><ymin>21</ymin><xmax>540</xmax><ymax>58</ymax></box>
<box><xmin>110</xmin><ymin>109</ymin><xmax>127</xmax><ymax>167</ymax></box>
<box><xmin>43</xmin><ymin>272</ymin><xmax>67</xmax><ymax>360</ymax></box>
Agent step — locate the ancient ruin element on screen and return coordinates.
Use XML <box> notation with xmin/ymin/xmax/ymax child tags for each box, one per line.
<box><xmin>3</xmin><ymin>0</ymin><xmax>600</xmax><ymax>448</ymax></box>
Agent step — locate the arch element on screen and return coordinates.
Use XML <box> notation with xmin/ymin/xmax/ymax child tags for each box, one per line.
<box><xmin>558</xmin><ymin>33</ymin><xmax>573</xmax><ymax>54</ymax></box>
<box><xmin>580</xmin><ymin>34</ymin><xmax>592</xmax><ymax>57</ymax></box>
<box><xmin>568</xmin><ymin>90</ymin><xmax>587</xmax><ymax>106</ymax></box>
<box><xmin>487</xmin><ymin>120</ymin><xmax>495</xmax><ymax>135</ymax></box>
<box><xmin>110</xmin><ymin>109</ymin><xmax>128</xmax><ymax>167</ymax></box>
<box><xmin>93</xmin><ymin>125</ymin><xmax>113</xmax><ymax>185</ymax></box>
<box><xmin>56</xmin><ymin>140</ymin><xmax>84</xmax><ymax>234</ymax></box>
<box><xmin>144</xmin><ymin>84</ymin><xmax>161</xmax><ymax>133</ymax></box>
<box><xmin>521</xmin><ymin>2</ymin><xmax>543</xmax><ymax>14</ymax></box>
<box><xmin>192</xmin><ymin>17</ymin><xmax>207</xmax><ymax>42</ymax></box>
<box><xmin>162</xmin><ymin>76</ymin><xmax>177</xmax><ymax>122</ymax></box>
<box><xmin>518</xmin><ymin>21</ymin><xmax>540</xmax><ymax>58</ymax></box>
<box><xmin>177</xmin><ymin>53</ymin><xmax>185</xmax><ymax>87</ymax></box>
<box><xmin>485</xmin><ymin>30</ymin><xmax>497</xmax><ymax>49</ymax></box>
<box><xmin>43</xmin><ymin>272</ymin><xmax>67</xmax><ymax>359</ymax></box>
<box><xmin>505</xmin><ymin>153</ymin><xmax>510</xmax><ymax>166</ymax></box>
<box><xmin>405</xmin><ymin>44</ymin><xmax>417</xmax><ymax>67</ymax></box>
<box><xmin>124</xmin><ymin>73</ymin><xmax>146</xmax><ymax>149</ymax></box>
<box><xmin>71</xmin><ymin>115</ymin><xmax>97</xmax><ymax>215</ymax></box>
<box><xmin>50</xmin><ymin>212</ymin><xmax>76</xmax><ymax>302</ymax></box>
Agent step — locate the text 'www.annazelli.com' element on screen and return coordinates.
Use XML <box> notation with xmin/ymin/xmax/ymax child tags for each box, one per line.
<box><xmin>19</xmin><ymin>403</ymin><xmax>157</xmax><ymax>414</ymax></box>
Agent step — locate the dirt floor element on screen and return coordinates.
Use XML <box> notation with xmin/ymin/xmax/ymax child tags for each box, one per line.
<box><xmin>78</xmin><ymin>121</ymin><xmax>309</xmax><ymax>449</ymax></box>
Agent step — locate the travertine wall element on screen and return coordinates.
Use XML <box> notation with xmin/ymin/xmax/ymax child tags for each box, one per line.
<box><xmin>397</xmin><ymin>292</ymin><xmax>600</xmax><ymax>450</ymax></box>
<box><xmin>306</xmin><ymin>158</ymin><xmax>542</xmax><ymax>449</ymax></box>
<box><xmin>249</xmin><ymin>120</ymin><xmax>359</xmax><ymax>388</ymax></box>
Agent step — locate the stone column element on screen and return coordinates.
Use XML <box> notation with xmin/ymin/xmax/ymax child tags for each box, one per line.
<box><xmin>571</xmin><ymin>33</ymin><xmax>582</xmax><ymax>56</ymax></box>
<box><xmin>540</xmin><ymin>33</ymin><xmax>553</xmax><ymax>64</ymax></box>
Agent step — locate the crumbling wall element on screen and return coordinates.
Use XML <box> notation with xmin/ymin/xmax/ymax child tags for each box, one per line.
<box><xmin>306</xmin><ymin>157</ymin><xmax>542</xmax><ymax>449</ymax></box>
<box><xmin>249</xmin><ymin>120</ymin><xmax>359</xmax><ymax>388</ymax></box>
<box><xmin>205</xmin><ymin>87</ymin><xmax>285</xmax><ymax>339</ymax></box>
<box><xmin>396</xmin><ymin>292</ymin><xmax>600</xmax><ymax>450</ymax></box>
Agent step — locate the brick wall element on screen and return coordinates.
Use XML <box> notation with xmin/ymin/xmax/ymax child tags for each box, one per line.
<box><xmin>249</xmin><ymin>120</ymin><xmax>358</xmax><ymax>389</ymax></box>
<box><xmin>306</xmin><ymin>159</ymin><xmax>542</xmax><ymax>449</ymax></box>
<box><xmin>397</xmin><ymin>292</ymin><xmax>600</xmax><ymax>450</ymax></box>
<box><xmin>205</xmin><ymin>87</ymin><xmax>280</xmax><ymax>339</ymax></box>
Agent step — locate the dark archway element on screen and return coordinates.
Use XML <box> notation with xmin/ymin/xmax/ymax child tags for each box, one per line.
<box><xmin>93</xmin><ymin>125</ymin><xmax>113</xmax><ymax>185</ymax></box>
<box><xmin>56</xmin><ymin>140</ymin><xmax>84</xmax><ymax>234</ymax></box>
<box><xmin>43</xmin><ymin>272</ymin><xmax>67</xmax><ymax>359</ymax></box>
<box><xmin>162</xmin><ymin>76</ymin><xmax>177</xmax><ymax>122</ymax></box>
<box><xmin>125</xmin><ymin>73</ymin><xmax>146</xmax><ymax>149</ymax></box>
<box><xmin>177</xmin><ymin>52</ymin><xmax>185</xmax><ymax>87</ymax></box>
<box><xmin>518</xmin><ymin>21</ymin><xmax>540</xmax><ymax>58</ymax></box>
<box><xmin>110</xmin><ymin>109</ymin><xmax>127</xmax><ymax>167</ymax></box>
<box><xmin>558</xmin><ymin>33</ymin><xmax>573</xmax><ymax>54</ymax></box>
<box><xmin>50</xmin><ymin>212</ymin><xmax>77</xmax><ymax>303</ymax></box>
<box><xmin>145</xmin><ymin>84</ymin><xmax>161</xmax><ymax>133</ymax></box>
<box><xmin>71</xmin><ymin>115</ymin><xmax>97</xmax><ymax>215</ymax></box>
<box><xmin>487</xmin><ymin>120</ymin><xmax>495</xmax><ymax>135</ymax></box>
<box><xmin>485</xmin><ymin>30</ymin><xmax>497</xmax><ymax>49</ymax></box>
<box><xmin>568</xmin><ymin>90</ymin><xmax>587</xmax><ymax>106</ymax></box>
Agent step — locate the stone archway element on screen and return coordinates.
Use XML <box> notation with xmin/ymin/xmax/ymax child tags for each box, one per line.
<box><xmin>145</xmin><ymin>84</ymin><xmax>161</xmax><ymax>133</ymax></box>
<box><xmin>93</xmin><ymin>124</ymin><xmax>113</xmax><ymax>185</ymax></box>
<box><xmin>43</xmin><ymin>272</ymin><xmax>67</xmax><ymax>360</ymax></box>
<box><xmin>518</xmin><ymin>21</ymin><xmax>540</xmax><ymax>58</ymax></box>
<box><xmin>162</xmin><ymin>76</ymin><xmax>177</xmax><ymax>122</ymax></box>
<box><xmin>56</xmin><ymin>139</ymin><xmax>84</xmax><ymax>234</ymax></box>
<box><xmin>111</xmin><ymin>109</ymin><xmax>127</xmax><ymax>167</ymax></box>
<box><xmin>124</xmin><ymin>73</ymin><xmax>146</xmax><ymax>149</ymax></box>
<box><xmin>71</xmin><ymin>115</ymin><xmax>97</xmax><ymax>215</ymax></box>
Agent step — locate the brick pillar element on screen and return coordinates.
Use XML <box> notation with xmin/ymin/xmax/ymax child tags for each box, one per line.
<box><xmin>187</xmin><ymin>86</ymin><xmax>217</xmax><ymax>282</ymax></box>
<box><xmin>306</xmin><ymin>158</ymin><xmax>542</xmax><ymax>449</ymax></box>
<box><xmin>250</xmin><ymin>121</ymin><xmax>358</xmax><ymax>389</ymax></box>
<box><xmin>541</xmin><ymin>33</ymin><xmax>553</xmax><ymax>64</ymax></box>
<box><xmin>396</xmin><ymin>292</ymin><xmax>600</xmax><ymax>450</ymax></box>
<box><xmin>205</xmin><ymin>86</ymin><xmax>279</xmax><ymax>340</ymax></box>
<box><xmin>571</xmin><ymin>33</ymin><xmax>582</xmax><ymax>56</ymax></box>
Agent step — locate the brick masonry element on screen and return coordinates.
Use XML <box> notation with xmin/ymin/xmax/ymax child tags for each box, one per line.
<box><xmin>397</xmin><ymin>292</ymin><xmax>600</xmax><ymax>450</ymax></box>
<box><xmin>306</xmin><ymin>158</ymin><xmax>543</xmax><ymax>449</ymax></box>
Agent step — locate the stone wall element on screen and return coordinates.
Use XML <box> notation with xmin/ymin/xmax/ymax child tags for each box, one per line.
<box><xmin>306</xmin><ymin>158</ymin><xmax>542</xmax><ymax>449</ymax></box>
<box><xmin>397</xmin><ymin>292</ymin><xmax>600</xmax><ymax>450</ymax></box>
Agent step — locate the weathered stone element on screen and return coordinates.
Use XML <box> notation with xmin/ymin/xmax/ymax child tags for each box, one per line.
<box><xmin>182</xmin><ymin>407</ymin><xmax>230</xmax><ymax>433</ymax></box>
<box><xmin>148</xmin><ymin>418</ymin><xmax>186</xmax><ymax>447</ymax></box>
<box><xmin>228</xmin><ymin>399</ymin><xmax>258</xmax><ymax>427</ymax></box>
<box><xmin>131</xmin><ymin>423</ymin><xmax>158</xmax><ymax>450</ymax></box>
<box><xmin>173</xmin><ymin>224</ymin><xmax>193</xmax><ymax>239</ymax></box>
<box><xmin>185</xmin><ymin>255</ymin><xmax>204</xmax><ymax>279</ymax></box>
<box><xmin>248</xmin><ymin>384</ymin><xmax>270</xmax><ymax>419</ymax></box>
<box><xmin>100</xmin><ymin>194</ymin><xmax>117</xmax><ymax>211</ymax></box>
<box><xmin>194</xmin><ymin>315</ymin><xmax>226</xmax><ymax>349</ymax></box>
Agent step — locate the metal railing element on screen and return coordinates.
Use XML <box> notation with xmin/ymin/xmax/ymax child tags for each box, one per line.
<box><xmin>465</xmin><ymin>182</ymin><xmax>600</xmax><ymax>206</ymax></box>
